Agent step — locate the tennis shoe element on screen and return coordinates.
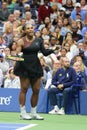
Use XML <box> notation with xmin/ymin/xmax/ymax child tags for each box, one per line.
<box><xmin>58</xmin><ymin>108</ymin><xmax>65</xmax><ymax>115</ymax></box>
<box><xmin>20</xmin><ymin>113</ymin><xmax>32</xmax><ymax>120</ymax></box>
<box><xmin>30</xmin><ymin>113</ymin><xmax>44</xmax><ymax>120</ymax></box>
<box><xmin>49</xmin><ymin>108</ymin><xmax>59</xmax><ymax>114</ymax></box>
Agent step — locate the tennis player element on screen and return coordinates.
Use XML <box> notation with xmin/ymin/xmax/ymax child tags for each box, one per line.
<box><xmin>14</xmin><ymin>23</ymin><xmax>54</xmax><ymax>120</ymax></box>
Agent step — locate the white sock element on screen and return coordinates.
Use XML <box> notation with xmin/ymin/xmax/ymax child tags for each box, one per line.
<box><xmin>54</xmin><ymin>105</ymin><xmax>59</xmax><ymax>110</ymax></box>
<box><xmin>20</xmin><ymin>105</ymin><xmax>26</xmax><ymax>114</ymax></box>
<box><xmin>30</xmin><ymin>106</ymin><xmax>37</xmax><ymax>115</ymax></box>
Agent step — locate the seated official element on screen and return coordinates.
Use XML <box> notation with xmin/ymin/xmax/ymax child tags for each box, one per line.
<box><xmin>48</xmin><ymin>57</ymin><xmax>77</xmax><ymax>115</ymax></box>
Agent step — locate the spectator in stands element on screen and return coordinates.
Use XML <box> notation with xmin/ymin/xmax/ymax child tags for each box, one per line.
<box><xmin>38</xmin><ymin>38</ymin><xmax>57</xmax><ymax>70</ymax></box>
<box><xmin>62</xmin><ymin>0</ymin><xmax>76</xmax><ymax>5</ymax></box>
<box><xmin>0</xmin><ymin>20</ymin><xmax>4</xmax><ymax>35</ymax></box>
<box><xmin>50</xmin><ymin>0</ymin><xmax>62</xmax><ymax>9</ymax></box>
<box><xmin>38</xmin><ymin>0</ymin><xmax>54</xmax><ymax>23</ymax></box>
<box><xmin>39</xmin><ymin>55</ymin><xmax>52</xmax><ymax>87</ymax></box>
<box><xmin>23</xmin><ymin>4</ymin><xmax>31</xmax><ymax>15</ymax></box>
<box><xmin>30</xmin><ymin>0</ymin><xmax>40</xmax><ymax>20</ymax></box>
<box><xmin>57</xmin><ymin>17</ymin><xmax>70</xmax><ymax>36</ymax></box>
<box><xmin>70</xmin><ymin>2</ymin><xmax>86</xmax><ymax>22</ymax></box>
<box><xmin>50</xmin><ymin>3</ymin><xmax>59</xmax><ymax>23</ymax></box>
<box><xmin>0</xmin><ymin>1</ymin><xmax>2</xmax><ymax>8</ymax></box>
<box><xmin>17</xmin><ymin>18</ymin><xmax>26</xmax><ymax>36</ymax></box>
<box><xmin>59</xmin><ymin>7</ymin><xmax>67</xmax><ymax>19</ymax></box>
<box><xmin>57</xmin><ymin>55</ymin><xmax>64</xmax><ymax>68</ymax></box>
<box><xmin>8</xmin><ymin>41</ymin><xmax>17</xmax><ymax>56</ymax></box>
<box><xmin>0</xmin><ymin>2</ymin><xmax>10</xmax><ymax>21</ymax></box>
<box><xmin>48</xmin><ymin>57</ymin><xmax>77</xmax><ymax>115</ymax></box>
<box><xmin>62</xmin><ymin>36</ymin><xmax>79</xmax><ymax>61</ymax></box>
<box><xmin>71</xmin><ymin>55</ymin><xmax>87</xmax><ymax>84</ymax></box>
<box><xmin>64</xmin><ymin>31</ymin><xmax>72</xmax><ymax>40</ymax></box>
<box><xmin>53</xmin><ymin>26</ymin><xmax>64</xmax><ymax>46</ymax></box>
<box><xmin>76</xmin><ymin>19</ymin><xmax>83</xmax><ymax>35</ymax></box>
<box><xmin>77</xmin><ymin>31</ymin><xmax>87</xmax><ymax>43</ymax></box>
<box><xmin>63</xmin><ymin>43</ymin><xmax>70</xmax><ymax>52</ymax></box>
<box><xmin>58</xmin><ymin>47</ymin><xmax>67</xmax><ymax>57</ymax></box>
<box><xmin>25</xmin><ymin>11</ymin><xmax>35</xmax><ymax>25</ymax></box>
<box><xmin>44</xmin><ymin>38</ymin><xmax>58</xmax><ymax>69</ymax></box>
<box><xmin>3</xmin><ymin>47</ymin><xmax>14</xmax><ymax>67</ymax></box>
<box><xmin>41</xmin><ymin>27</ymin><xmax>50</xmax><ymax>40</ymax></box>
<box><xmin>3</xmin><ymin>23</ymin><xmax>14</xmax><ymax>46</ymax></box>
<box><xmin>50</xmin><ymin>36</ymin><xmax>58</xmax><ymax>51</ymax></box>
<box><xmin>63</xmin><ymin>17</ymin><xmax>71</xmax><ymax>30</ymax></box>
<box><xmin>38</xmin><ymin>17</ymin><xmax>54</xmax><ymax>32</ymax></box>
<box><xmin>14</xmin><ymin>0</ymin><xmax>25</xmax><ymax>18</ymax></box>
<box><xmin>45</xmin><ymin>60</ymin><xmax>61</xmax><ymax>90</ymax></box>
<box><xmin>35</xmin><ymin>29</ymin><xmax>41</xmax><ymax>38</ymax></box>
<box><xmin>12</xmin><ymin>28</ymin><xmax>20</xmax><ymax>41</ymax></box>
<box><xmin>13</xmin><ymin>9</ymin><xmax>21</xmax><ymax>21</ymax></box>
<box><xmin>81</xmin><ymin>21</ymin><xmax>87</xmax><ymax>37</ymax></box>
<box><xmin>57</xmin><ymin>17</ymin><xmax>63</xmax><ymax>28</ymax></box>
<box><xmin>23</xmin><ymin>0</ymin><xmax>32</xmax><ymax>5</ymax></box>
<box><xmin>3</xmin><ymin>13</ymin><xmax>14</xmax><ymax>27</ymax></box>
<box><xmin>72</xmin><ymin>61</ymin><xmax>87</xmax><ymax>90</ymax></box>
<box><xmin>4</xmin><ymin>67</ymin><xmax>20</xmax><ymax>88</ymax></box>
<box><xmin>83</xmin><ymin>41</ymin><xmax>87</xmax><ymax>57</ymax></box>
<box><xmin>71</xmin><ymin>23</ymin><xmax>83</xmax><ymax>42</ymax></box>
<box><xmin>4</xmin><ymin>13</ymin><xmax>20</xmax><ymax>30</ymax></box>
<box><xmin>6</xmin><ymin>0</ymin><xmax>15</xmax><ymax>13</ymax></box>
<box><xmin>0</xmin><ymin>60</ymin><xmax>3</xmax><ymax>88</ymax></box>
<box><xmin>80</xmin><ymin>0</ymin><xmax>87</xmax><ymax>11</ymax></box>
<box><xmin>30</xmin><ymin>0</ymin><xmax>40</xmax><ymax>11</ymax></box>
<box><xmin>0</xmin><ymin>35</ymin><xmax>6</xmax><ymax>50</ymax></box>
<box><xmin>77</xmin><ymin>42</ymin><xmax>84</xmax><ymax>52</ymax></box>
<box><xmin>52</xmin><ymin>59</ymin><xmax>61</xmax><ymax>77</ymax></box>
<box><xmin>0</xmin><ymin>53</ymin><xmax>9</xmax><ymax>79</ymax></box>
<box><xmin>63</xmin><ymin>0</ymin><xmax>74</xmax><ymax>17</ymax></box>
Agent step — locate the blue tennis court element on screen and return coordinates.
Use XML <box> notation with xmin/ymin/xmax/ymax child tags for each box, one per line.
<box><xmin>0</xmin><ymin>123</ymin><xmax>37</xmax><ymax>130</ymax></box>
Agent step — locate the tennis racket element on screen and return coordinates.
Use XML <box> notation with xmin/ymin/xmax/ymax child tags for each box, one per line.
<box><xmin>7</xmin><ymin>55</ymin><xmax>24</xmax><ymax>61</ymax></box>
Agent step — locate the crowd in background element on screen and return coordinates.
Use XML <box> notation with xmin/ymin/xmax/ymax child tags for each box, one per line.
<box><xmin>0</xmin><ymin>0</ymin><xmax>87</xmax><ymax>91</ymax></box>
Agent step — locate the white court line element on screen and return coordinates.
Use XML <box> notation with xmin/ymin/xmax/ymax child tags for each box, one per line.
<box><xmin>16</xmin><ymin>124</ymin><xmax>38</xmax><ymax>130</ymax></box>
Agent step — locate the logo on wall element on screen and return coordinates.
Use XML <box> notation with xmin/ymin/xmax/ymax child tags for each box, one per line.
<box><xmin>0</xmin><ymin>96</ymin><xmax>12</xmax><ymax>105</ymax></box>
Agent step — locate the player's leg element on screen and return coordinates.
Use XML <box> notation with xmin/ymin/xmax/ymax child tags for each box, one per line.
<box><xmin>19</xmin><ymin>77</ymin><xmax>32</xmax><ymax>120</ymax></box>
<box><xmin>30</xmin><ymin>77</ymin><xmax>44</xmax><ymax>120</ymax></box>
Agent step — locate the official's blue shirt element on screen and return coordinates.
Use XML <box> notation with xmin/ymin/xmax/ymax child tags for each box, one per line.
<box><xmin>52</xmin><ymin>67</ymin><xmax>77</xmax><ymax>88</ymax></box>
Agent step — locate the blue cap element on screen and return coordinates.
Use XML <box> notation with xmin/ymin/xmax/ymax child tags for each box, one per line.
<box><xmin>0</xmin><ymin>54</ymin><xmax>3</xmax><ymax>58</ymax></box>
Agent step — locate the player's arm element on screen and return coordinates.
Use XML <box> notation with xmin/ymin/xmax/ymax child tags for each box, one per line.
<box><xmin>16</xmin><ymin>39</ymin><xmax>24</xmax><ymax>55</ymax></box>
<box><xmin>7</xmin><ymin>39</ymin><xmax>24</xmax><ymax>61</ymax></box>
